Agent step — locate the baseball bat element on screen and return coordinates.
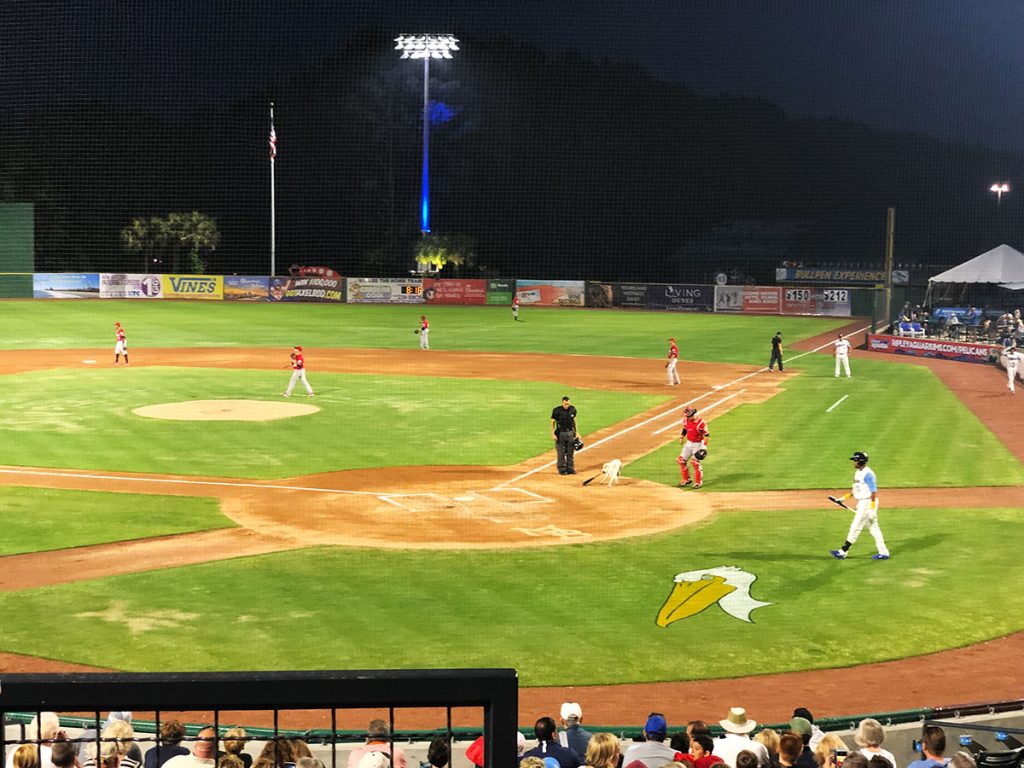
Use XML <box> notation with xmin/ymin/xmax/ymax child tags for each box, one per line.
<box><xmin>827</xmin><ymin>495</ymin><xmax>854</xmax><ymax>511</ymax></box>
<box><xmin>581</xmin><ymin>473</ymin><xmax>601</xmax><ymax>486</ymax></box>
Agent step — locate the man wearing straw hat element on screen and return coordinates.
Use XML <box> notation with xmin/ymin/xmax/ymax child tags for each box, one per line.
<box><xmin>714</xmin><ymin>708</ymin><xmax>769</xmax><ymax>768</ymax></box>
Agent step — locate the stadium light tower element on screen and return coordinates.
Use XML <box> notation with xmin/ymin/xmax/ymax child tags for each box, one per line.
<box><xmin>394</xmin><ymin>34</ymin><xmax>460</xmax><ymax>235</ymax></box>
<box><xmin>990</xmin><ymin>182</ymin><xmax>1010</xmax><ymax>206</ymax></box>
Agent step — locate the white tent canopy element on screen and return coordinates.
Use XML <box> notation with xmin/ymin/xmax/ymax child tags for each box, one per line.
<box><xmin>929</xmin><ymin>243</ymin><xmax>1024</xmax><ymax>290</ymax></box>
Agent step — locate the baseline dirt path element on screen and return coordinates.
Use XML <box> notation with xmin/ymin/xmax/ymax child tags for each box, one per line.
<box><xmin>1</xmin><ymin>342</ymin><xmax>1022</xmax><ymax>726</ymax></box>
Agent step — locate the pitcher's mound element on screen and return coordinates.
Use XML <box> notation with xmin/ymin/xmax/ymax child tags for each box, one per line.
<box><xmin>133</xmin><ymin>399</ymin><xmax>319</xmax><ymax>421</ymax></box>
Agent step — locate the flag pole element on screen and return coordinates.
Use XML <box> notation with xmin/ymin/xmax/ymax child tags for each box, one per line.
<box><xmin>269</xmin><ymin>102</ymin><xmax>277</xmax><ymax>277</ymax></box>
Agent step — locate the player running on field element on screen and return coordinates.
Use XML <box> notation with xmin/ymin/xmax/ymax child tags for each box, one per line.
<box><xmin>114</xmin><ymin>322</ymin><xmax>129</xmax><ymax>366</ymax></box>
<box><xmin>830</xmin><ymin>451</ymin><xmax>889</xmax><ymax>560</ymax></box>
<box><xmin>282</xmin><ymin>345</ymin><xmax>315</xmax><ymax>397</ymax></box>
<box><xmin>677</xmin><ymin>406</ymin><xmax>708</xmax><ymax>488</ymax></box>
<box><xmin>665</xmin><ymin>337</ymin><xmax>681</xmax><ymax>385</ymax></box>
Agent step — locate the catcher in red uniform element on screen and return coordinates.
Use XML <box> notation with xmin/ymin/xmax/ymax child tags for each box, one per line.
<box><xmin>677</xmin><ymin>407</ymin><xmax>709</xmax><ymax>488</ymax></box>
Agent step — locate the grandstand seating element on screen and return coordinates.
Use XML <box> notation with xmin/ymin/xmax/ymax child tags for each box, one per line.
<box><xmin>976</xmin><ymin>748</ymin><xmax>1024</xmax><ymax>768</ymax></box>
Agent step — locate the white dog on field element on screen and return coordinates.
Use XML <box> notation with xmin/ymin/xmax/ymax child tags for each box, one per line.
<box><xmin>601</xmin><ymin>459</ymin><xmax>622</xmax><ymax>486</ymax></box>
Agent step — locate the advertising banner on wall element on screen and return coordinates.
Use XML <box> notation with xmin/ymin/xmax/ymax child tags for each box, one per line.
<box><xmin>515</xmin><ymin>280</ymin><xmax>585</xmax><ymax>306</ymax></box>
<box><xmin>346</xmin><ymin>277</ymin><xmax>425</xmax><ymax>303</ymax></box>
<box><xmin>485</xmin><ymin>279</ymin><xmax>515</xmax><ymax>305</ymax></box>
<box><xmin>162</xmin><ymin>274</ymin><xmax>224</xmax><ymax>300</ymax></box>
<box><xmin>100</xmin><ymin>273</ymin><xmax>164</xmax><ymax>299</ymax></box>
<box><xmin>647</xmin><ymin>284</ymin><xmax>713</xmax><ymax>312</ymax></box>
<box><xmin>586</xmin><ymin>282</ymin><xmax>650</xmax><ymax>308</ymax></box>
<box><xmin>779</xmin><ymin>287</ymin><xmax>851</xmax><ymax>316</ymax></box>
<box><xmin>423</xmin><ymin>278</ymin><xmax>487</xmax><ymax>305</ymax></box>
<box><xmin>224</xmin><ymin>276</ymin><xmax>270</xmax><ymax>301</ymax></box>
<box><xmin>867</xmin><ymin>334</ymin><xmax>997</xmax><ymax>364</ymax></box>
<box><xmin>776</xmin><ymin>267</ymin><xmax>886</xmax><ymax>285</ymax></box>
<box><xmin>715</xmin><ymin>286</ymin><xmax>783</xmax><ymax>313</ymax></box>
<box><xmin>33</xmin><ymin>273</ymin><xmax>100</xmax><ymax>298</ymax></box>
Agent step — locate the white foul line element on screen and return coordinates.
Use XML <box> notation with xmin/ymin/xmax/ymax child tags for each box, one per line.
<box><xmin>495</xmin><ymin>321</ymin><xmax>875</xmax><ymax>489</ymax></box>
<box><xmin>826</xmin><ymin>395</ymin><xmax>849</xmax><ymax>413</ymax></box>
<box><xmin>652</xmin><ymin>389</ymin><xmax>746</xmax><ymax>435</ymax></box>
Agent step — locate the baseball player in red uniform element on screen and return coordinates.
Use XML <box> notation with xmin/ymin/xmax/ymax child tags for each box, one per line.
<box><xmin>114</xmin><ymin>322</ymin><xmax>129</xmax><ymax>366</ymax></box>
<box><xmin>419</xmin><ymin>315</ymin><xmax>430</xmax><ymax>349</ymax></box>
<box><xmin>512</xmin><ymin>295</ymin><xmax>520</xmax><ymax>321</ymax></box>
<box><xmin>677</xmin><ymin>407</ymin><xmax>708</xmax><ymax>488</ymax></box>
<box><xmin>665</xmin><ymin>337</ymin><xmax>680</xmax><ymax>385</ymax></box>
<box><xmin>283</xmin><ymin>346</ymin><xmax>315</xmax><ymax>397</ymax></box>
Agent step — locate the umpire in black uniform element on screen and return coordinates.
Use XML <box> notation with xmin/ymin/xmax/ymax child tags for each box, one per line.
<box><xmin>550</xmin><ymin>395</ymin><xmax>578</xmax><ymax>475</ymax></box>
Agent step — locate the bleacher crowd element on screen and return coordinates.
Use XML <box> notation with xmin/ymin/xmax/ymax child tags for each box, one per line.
<box><xmin>895</xmin><ymin>304</ymin><xmax>1024</xmax><ymax>347</ymax></box>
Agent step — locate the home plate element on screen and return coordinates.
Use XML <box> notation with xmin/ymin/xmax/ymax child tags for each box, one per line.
<box><xmin>82</xmin><ymin>360</ymin><xmax>96</xmax><ymax>364</ymax></box>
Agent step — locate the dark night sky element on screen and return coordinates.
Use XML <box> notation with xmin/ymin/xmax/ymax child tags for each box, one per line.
<box><xmin>4</xmin><ymin>0</ymin><xmax>1024</xmax><ymax>151</ymax></box>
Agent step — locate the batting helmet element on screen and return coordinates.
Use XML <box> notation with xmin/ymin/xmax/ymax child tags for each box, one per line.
<box><xmin>849</xmin><ymin>451</ymin><xmax>868</xmax><ymax>463</ymax></box>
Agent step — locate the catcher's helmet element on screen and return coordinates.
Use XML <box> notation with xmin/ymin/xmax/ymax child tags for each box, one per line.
<box><xmin>683</xmin><ymin>406</ymin><xmax>698</xmax><ymax>417</ymax></box>
<box><xmin>849</xmin><ymin>451</ymin><xmax>869</xmax><ymax>463</ymax></box>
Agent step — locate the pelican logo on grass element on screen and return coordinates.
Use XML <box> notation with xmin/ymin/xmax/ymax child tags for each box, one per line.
<box><xmin>656</xmin><ymin>566</ymin><xmax>771</xmax><ymax>627</ymax></box>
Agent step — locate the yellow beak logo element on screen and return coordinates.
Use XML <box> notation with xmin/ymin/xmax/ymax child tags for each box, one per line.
<box><xmin>656</xmin><ymin>566</ymin><xmax>771</xmax><ymax>627</ymax></box>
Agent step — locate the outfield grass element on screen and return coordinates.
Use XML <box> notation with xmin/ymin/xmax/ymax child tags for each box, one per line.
<box><xmin>0</xmin><ymin>300</ymin><xmax>845</xmax><ymax>363</ymax></box>
<box><xmin>0</xmin><ymin>506</ymin><xmax>1018</xmax><ymax>685</ymax></box>
<box><xmin>0</xmin><ymin>487</ymin><xmax>232</xmax><ymax>555</ymax></box>
<box><xmin>628</xmin><ymin>356</ymin><xmax>1024</xmax><ymax>490</ymax></box>
<box><xmin>0</xmin><ymin>367</ymin><xmax>666</xmax><ymax>478</ymax></box>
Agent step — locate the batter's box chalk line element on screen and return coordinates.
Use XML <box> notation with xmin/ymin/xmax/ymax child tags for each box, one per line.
<box><xmin>481</xmin><ymin>487</ymin><xmax>553</xmax><ymax>503</ymax></box>
<box><xmin>511</xmin><ymin>523</ymin><xmax>591</xmax><ymax>540</ymax></box>
<box><xmin>376</xmin><ymin>492</ymin><xmax>470</xmax><ymax>514</ymax></box>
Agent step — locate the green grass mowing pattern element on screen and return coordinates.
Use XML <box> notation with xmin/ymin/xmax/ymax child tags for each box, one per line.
<box><xmin>627</xmin><ymin>355</ymin><xmax>1024</xmax><ymax>490</ymax></box>
<box><xmin>0</xmin><ymin>300</ymin><xmax>846</xmax><ymax>363</ymax></box>
<box><xmin>0</xmin><ymin>487</ymin><xmax>232</xmax><ymax>555</ymax></box>
<box><xmin>0</xmin><ymin>507</ymin><xmax>1019</xmax><ymax>684</ymax></box>
<box><xmin>0</xmin><ymin>367</ymin><xmax>666</xmax><ymax>478</ymax></box>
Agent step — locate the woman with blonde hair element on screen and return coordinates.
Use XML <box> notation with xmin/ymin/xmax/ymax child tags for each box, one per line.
<box><xmin>585</xmin><ymin>733</ymin><xmax>621</xmax><ymax>768</ymax></box>
<box><xmin>221</xmin><ymin>729</ymin><xmax>252</xmax><ymax>768</ymax></box>
<box><xmin>755</xmin><ymin>730</ymin><xmax>780</xmax><ymax>764</ymax></box>
<box><xmin>251</xmin><ymin>740</ymin><xmax>293</xmax><ymax>768</ymax></box>
<box><xmin>854</xmin><ymin>720</ymin><xmax>897</xmax><ymax>768</ymax></box>
<box><xmin>12</xmin><ymin>746</ymin><xmax>40</xmax><ymax>768</ymax></box>
<box><xmin>814</xmin><ymin>734</ymin><xmax>850</xmax><ymax>768</ymax></box>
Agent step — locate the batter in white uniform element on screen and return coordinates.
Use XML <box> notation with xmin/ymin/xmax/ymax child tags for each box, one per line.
<box><xmin>830</xmin><ymin>451</ymin><xmax>889</xmax><ymax>560</ymax></box>
<box><xmin>1005</xmin><ymin>345</ymin><xmax>1021</xmax><ymax>394</ymax></box>
<box><xmin>834</xmin><ymin>333</ymin><xmax>851</xmax><ymax>378</ymax></box>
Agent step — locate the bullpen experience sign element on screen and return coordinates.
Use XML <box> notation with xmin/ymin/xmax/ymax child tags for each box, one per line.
<box><xmin>868</xmin><ymin>334</ymin><xmax>998</xmax><ymax>364</ymax></box>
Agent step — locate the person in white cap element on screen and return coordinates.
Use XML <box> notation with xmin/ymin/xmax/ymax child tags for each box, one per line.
<box><xmin>558</xmin><ymin>703</ymin><xmax>593</xmax><ymax>757</ymax></box>
<box><xmin>714</xmin><ymin>708</ymin><xmax>769</xmax><ymax>768</ymax></box>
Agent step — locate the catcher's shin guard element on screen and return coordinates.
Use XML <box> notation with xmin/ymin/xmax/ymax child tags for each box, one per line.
<box><xmin>676</xmin><ymin>454</ymin><xmax>689</xmax><ymax>482</ymax></box>
<box><xmin>693</xmin><ymin>460</ymin><xmax>703</xmax><ymax>484</ymax></box>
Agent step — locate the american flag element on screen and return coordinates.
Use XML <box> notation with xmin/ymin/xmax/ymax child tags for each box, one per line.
<box><xmin>269</xmin><ymin>125</ymin><xmax>277</xmax><ymax>161</ymax></box>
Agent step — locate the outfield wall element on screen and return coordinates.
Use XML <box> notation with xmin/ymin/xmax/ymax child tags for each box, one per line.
<box><xmin>868</xmin><ymin>333</ymin><xmax>1001</xmax><ymax>364</ymax></box>
<box><xmin>22</xmin><ymin>272</ymin><xmax>863</xmax><ymax>317</ymax></box>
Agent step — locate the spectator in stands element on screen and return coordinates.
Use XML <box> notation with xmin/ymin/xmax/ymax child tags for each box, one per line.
<box><xmin>853</xmin><ymin>720</ymin><xmax>897</xmax><ymax>768</ymax></box>
<box><xmin>946</xmin><ymin>313</ymin><xmax>961</xmax><ymax>339</ymax></box>
<box><xmin>868</xmin><ymin>757</ymin><xmax>893</xmax><ymax>768</ymax></box>
<box><xmin>219</xmin><ymin>731</ymin><xmax>251</xmax><ymax>768</ymax></box>
<box><xmin>8</xmin><ymin>713</ymin><xmax>62</xmax><ymax>768</ymax></box>
<box><xmin>788</xmin><ymin>719</ymin><xmax>816</xmax><ymax>768</ymax></box>
<box><xmin>670</xmin><ymin>734</ymin><xmax>691</xmax><ymax>761</ymax></box>
<box><xmin>145</xmin><ymin>722</ymin><xmax>190</xmax><ymax>768</ymax></box>
<box><xmin>839</xmin><ymin>756</ymin><xmax>868</xmax><ymax>768</ymax></box>
<box><xmin>560</xmin><ymin>703</ymin><xmax>593</xmax><ymax>757</ymax></box>
<box><xmin>736</xmin><ymin>753</ymin><xmax>760</xmax><ymax>768</ymax></box>
<box><xmin>752</xmin><ymin>732</ymin><xmax>778</xmax><ymax>766</ymax></box>
<box><xmin>792</xmin><ymin>710</ymin><xmax>825</xmax><ymax>752</ymax></box>
<box><xmin>358</xmin><ymin>754</ymin><xmax>391</xmax><ymax>768</ymax></box>
<box><xmin>687</xmin><ymin>736</ymin><xmax>722</xmax><ymax>768</ymax></box>
<box><xmin>777</xmin><ymin>736</ymin><xmax>803</xmax><ymax>768</ymax></box>
<box><xmin>251</xmin><ymin>741</ymin><xmax>292</xmax><ymax>768</ymax></box>
<box><xmin>419</xmin><ymin>737</ymin><xmax>449</xmax><ymax>768</ymax></box>
<box><xmin>688</xmin><ymin>725</ymin><xmax>712</xmax><ymax>741</ymax></box>
<box><xmin>162</xmin><ymin>728</ymin><xmax>216</xmax><ymax>768</ymax></box>
<box><xmin>522</xmin><ymin>717</ymin><xmax>584</xmax><ymax>768</ymax></box>
<box><xmin>906</xmin><ymin>727</ymin><xmax>947</xmax><ymax>768</ymax></box>
<box><xmin>12</xmin><ymin>746</ymin><xmax>40</xmax><ymax>768</ymax></box>
<box><xmin>623</xmin><ymin>715</ymin><xmax>676</xmax><ymax>768</ymax></box>
<box><xmin>522</xmin><ymin>759</ymin><xmax>546</xmax><ymax>768</ymax></box>
<box><xmin>584</xmin><ymin>733</ymin><xmax>621</xmax><ymax>768</ymax></box>
<box><xmin>715</xmin><ymin>709</ymin><xmax>769</xmax><ymax>768</ymax></box>
<box><xmin>288</xmin><ymin>743</ymin><xmax>312</xmax><ymax>762</ymax></box>
<box><xmin>966</xmin><ymin>307</ymin><xmax>980</xmax><ymax>325</ymax></box>
<box><xmin>297</xmin><ymin>759</ymin><xmax>325</xmax><ymax>768</ymax></box>
<box><xmin>218</xmin><ymin>757</ymin><xmax>244</xmax><ymax>768</ymax></box>
<box><xmin>346</xmin><ymin>721</ymin><xmax>407</xmax><ymax>768</ymax></box>
<box><xmin>813</xmin><ymin>736</ymin><xmax>849</xmax><ymax>768</ymax></box>
<box><xmin>51</xmin><ymin>741</ymin><xmax>80</xmax><ymax>768</ymax></box>
<box><xmin>79</xmin><ymin>715</ymin><xmax>140</xmax><ymax>764</ymax></box>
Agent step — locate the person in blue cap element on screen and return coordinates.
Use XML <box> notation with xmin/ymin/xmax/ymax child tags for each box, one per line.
<box><xmin>623</xmin><ymin>714</ymin><xmax>677</xmax><ymax>768</ymax></box>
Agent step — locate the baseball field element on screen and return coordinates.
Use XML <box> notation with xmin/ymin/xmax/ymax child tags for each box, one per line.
<box><xmin>1</xmin><ymin>300</ymin><xmax>1023</xmax><ymax>724</ymax></box>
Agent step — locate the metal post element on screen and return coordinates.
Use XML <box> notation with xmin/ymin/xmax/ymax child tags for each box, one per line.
<box><xmin>884</xmin><ymin>206</ymin><xmax>895</xmax><ymax>332</ymax></box>
<box><xmin>270</xmin><ymin>102</ymin><xmax>277</xmax><ymax>277</ymax></box>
